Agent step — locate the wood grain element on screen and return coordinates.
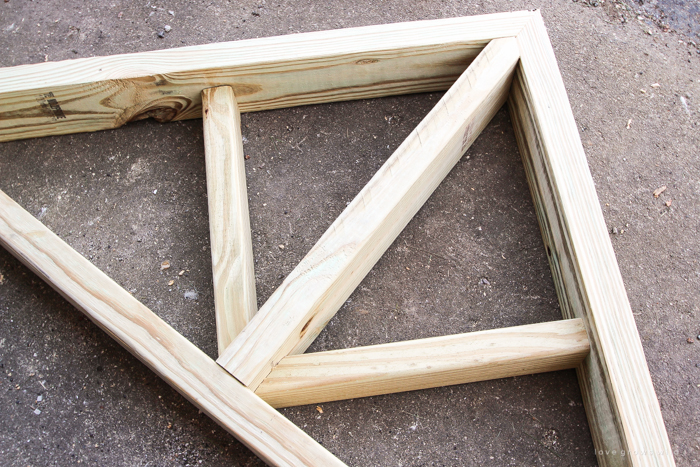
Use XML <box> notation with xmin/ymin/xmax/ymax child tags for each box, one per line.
<box><xmin>510</xmin><ymin>12</ymin><xmax>674</xmax><ymax>466</ymax></box>
<box><xmin>202</xmin><ymin>86</ymin><xmax>258</xmax><ymax>355</ymax></box>
<box><xmin>256</xmin><ymin>319</ymin><xmax>589</xmax><ymax>408</ymax></box>
<box><xmin>0</xmin><ymin>12</ymin><xmax>535</xmax><ymax>142</ymax></box>
<box><xmin>0</xmin><ymin>189</ymin><xmax>346</xmax><ymax>467</ymax></box>
<box><xmin>217</xmin><ymin>37</ymin><xmax>521</xmax><ymax>390</ymax></box>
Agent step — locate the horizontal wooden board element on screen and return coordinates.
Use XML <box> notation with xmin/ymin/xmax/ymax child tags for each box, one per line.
<box><xmin>256</xmin><ymin>319</ymin><xmax>589</xmax><ymax>408</ymax></box>
<box><xmin>0</xmin><ymin>189</ymin><xmax>345</xmax><ymax>467</ymax></box>
<box><xmin>0</xmin><ymin>12</ymin><xmax>535</xmax><ymax>142</ymax></box>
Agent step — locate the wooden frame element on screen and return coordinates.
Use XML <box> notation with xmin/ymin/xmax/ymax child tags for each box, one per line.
<box><xmin>0</xmin><ymin>11</ymin><xmax>674</xmax><ymax>467</ymax></box>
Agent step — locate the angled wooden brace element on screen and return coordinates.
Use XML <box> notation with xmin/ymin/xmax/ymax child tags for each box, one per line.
<box><xmin>0</xmin><ymin>189</ymin><xmax>345</xmax><ymax>467</ymax></box>
<box><xmin>217</xmin><ymin>37</ymin><xmax>521</xmax><ymax>389</ymax></box>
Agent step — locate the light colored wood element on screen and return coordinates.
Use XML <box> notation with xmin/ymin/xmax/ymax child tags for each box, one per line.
<box><xmin>256</xmin><ymin>319</ymin><xmax>589</xmax><ymax>408</ymax></box>
<box><xmin>217</xmin><ymin>37</ymin><xmax>521</xmax><ymax>390</ymax></box>
<box><xmin>510</xmin><ymin>12</ymin><xmax>674</xmax><ymax>466</ymax></box>
<box><xmin>202</xmin><ymin>86</ymin><xmax>258</xmax><ymax>355</ymax></box>
<box><xmin>0</xmin><ymin>189</ymin><xmax>345</xmax><ymax>467</ymax></box>
<box><xmin>0</xmin><ymin>12</ymin><xmax>535</xmax><ymax>142</ymax></box>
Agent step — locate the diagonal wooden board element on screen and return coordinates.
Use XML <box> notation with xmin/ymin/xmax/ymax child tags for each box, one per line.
<box><xmin>0</xmin><ymin>10</ymin><xmax>675</xmax><ymax>467</ymax></box>
<box><xmin>0</xmin><ymin>189</ymin><xmax>345</xmax><ymax>467</ymax></box>
<box><xmin>217</xmin><ymin>36</ymin><xmax>523</xmax><ymax>390</ymax></box>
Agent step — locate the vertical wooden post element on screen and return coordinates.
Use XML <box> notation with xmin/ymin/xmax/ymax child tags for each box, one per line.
<box><xmin>202</xmin><ymin>86</ymin><xmax>258</xmax><ymax>355</ymax></box>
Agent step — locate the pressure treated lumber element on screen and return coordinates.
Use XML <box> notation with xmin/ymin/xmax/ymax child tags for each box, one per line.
<box><xmin>509</xmin><ymin>13</ymin><xmax>674</xmax><ymax>466</ymax></box>
<box><xmin>0</xmin><ymin>12</ymin><xmax>535</xmax><ymax>142</ymax></box>
<box><xmin>256</xmin><ymin>319</ymin><xmax>589</xmax><ymax>408</ymax></box>
<box><xmin>0</xmin><ymin>189</ymin><xmax>345</xmax><ymax>467</ymax></box>
<box><xmin>202</xmin><ymin>86</ymin><xmax>258</xmax><ymax>355</ymax></box>
<box><xmin>218</xmin><ymin>37</ymin><xmax>521</xmax><ymax>390</ymax></box>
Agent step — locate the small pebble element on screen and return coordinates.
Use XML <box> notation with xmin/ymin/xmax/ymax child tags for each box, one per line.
<box><xmin>612</xmin><ymin>227</ymin><xmax>618</xmax><ymax>235</ymax></box>
<box><xmin>687</xmin><ymin>338</ymin><xmax>695</xmax><ymax>344</ymax></box>
<box><xmin>33</xmin><ymin>408</ymin><xmax>41</xmax><ymax>415</ymax></box>
<box><xmin>184</xmin><ymin>291</ymin><xmax>198</xmax><ymax>301</ymax></box>
<box><xmin>480</xmin><ymin>278</ymin><xmax>490</xmax><ymax>286</ymax></box>
<box><xmin>164</xmin><ymin>25</ymin><xmax>171</xmax><ymax>32</ymax></box>
<box><xmin>36</xmin><ymin>395</ymin><xmax>43</xmax><ymax>402</ymax></box>
<box><xmin>168</xmin><ymin>10</ymin><xmax>175</xmax><ymax>16</ymax></box>
<box><xmin>157</xmin><ymin>31</ymin><xmax>165</xmax><ymax>39</ymax></box>
<box><xmin>278</xmin><ymin>244</ymin><xmax>285</xmax><ymax>250</ymax></box>
<box><xmin>160</xmin><ymin>260</ymin><xmax>171</xmax><ymax>271</ymax></box>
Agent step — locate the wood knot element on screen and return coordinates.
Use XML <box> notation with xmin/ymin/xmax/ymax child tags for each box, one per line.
<box><xmin>141</xmin><ymin>107</ymin><xmax>179</xmax><ymax>123</ymax></box>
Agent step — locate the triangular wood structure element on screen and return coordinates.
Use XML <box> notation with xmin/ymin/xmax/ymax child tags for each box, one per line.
<box><xmin>0</xmin><ymin>11</ymin><xmax>674</xmax><ymax>467</ymax></box>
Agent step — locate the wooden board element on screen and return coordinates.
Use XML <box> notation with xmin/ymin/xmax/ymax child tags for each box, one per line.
<box><xmin>509</xmin><ymin>13</ymin><xmax>675</xmax><ymax>467</ymax></box>
<box><xmin>217</xmin><ymin>37</ymin><xmax>521</xmax><ymax>390</ymax></box>
<box><xmin>202</xmin><ymin>86</ymin><xmax>258</xmax><ymax>354</ymax></box>
<box><xmin>256</xmin><ymin>319</ymin><xmax>589</xmax><ymax>408</ymax></box>
<box><xmin>0</xmin><ymin>12</ymin><xmax>534</xmax><ymax>142</ymax></box>
<box><xmin>0</xmin><ymin>189</ymin><xmax>345</xmax><ymax>467</ymax></box>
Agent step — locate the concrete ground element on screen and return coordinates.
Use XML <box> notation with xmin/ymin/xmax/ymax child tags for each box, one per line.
<box><xmin>0</xmin><ymin>1</ymin><xmax>698</xmax><ymax>466</ymax></box>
